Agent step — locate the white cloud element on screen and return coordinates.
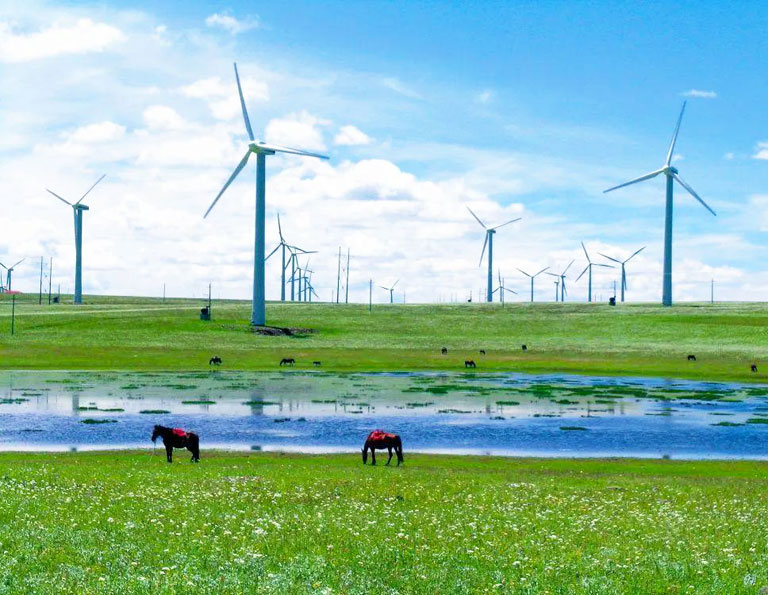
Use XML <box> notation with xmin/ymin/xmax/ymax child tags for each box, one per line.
<box><xmin>334</xmin><ymin>125</ymin><xmax>371</xmax><ymax>146</ymax></box>
<box><xmin>752</xmin><ymin>142</ymin><xmax>768</xmax><ymax>160</ymax></box>
<box><xmin>681</xmin><ymin>89</ymin><xmax>717</xmax><ymax>99</ymax></box>
<box><xmin>475</xmin><ymin>90</ymin><xmax>493</xmax><ymax>104</ymax></box>
<box><xmin>142</xmin><ymin>105</ymin><xmax>187</xmax><ymax>131</ymax></box>
<box><xmin>381</xmin><ymin>77</ymin><xmax>422</xmax><ymax>99</ymax></box>
<box><xmin>205</xmin><ymin>13</ymin><xmax>259</xmax><ymax>35</ymax></box>
<box><xmin>0</xmin><ymin>18</ymin><xmax>125</xmax><ymax>63</ymax></box>
<box><xmin>265</xmin><ymin>111</ymin><xmax>329</xmax><ymax>151</ymax></box>
<box><xmin>69</xmin><ymin>121</ymin><xmax>126</xmax><ymax>144</ymax></box>
<box><xmin>182</xmin><ymin>75</ymin><xmax>269</xmax><ymax>120</ymax></box>
<box><xmin>724</xmin><ymin>152</ymin><xmax>735</xmax><ymax>160</ymax></box>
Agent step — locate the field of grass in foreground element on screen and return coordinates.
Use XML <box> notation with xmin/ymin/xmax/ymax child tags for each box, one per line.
<box><xmin>0</xmin><ymin>451</ymin><xmax>767</xmax><ymax>593</ymax></box>
<box><xmin>2</xmin><ymin>294</ymin><xmax>768</xmax><ymax>381</ymax></box>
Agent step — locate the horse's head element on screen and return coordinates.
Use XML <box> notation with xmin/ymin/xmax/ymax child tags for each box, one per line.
<box><xmin>361</xmin><ymin>446</ymin><xmax>368</xmax><ymax>464</ymax></box>
<box><xmin>151</xmin><ymin>425</ymin><xmax>161</xmax><ymax>442</ymax></box>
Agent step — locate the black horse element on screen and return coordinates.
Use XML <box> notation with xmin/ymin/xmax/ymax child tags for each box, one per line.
<box><xmin>464</xmin><ymin>360</ymin><xmax>476</xmax><ymax>368</ymax></box>
<box><xmin>362</xmin><ymin>430</ymin><xmax>403</xmax><ymax>466</ymax></box>
<box><xmin>151</xmin><ymin>425</ymin><xmax>200</xmax><ymax>463</ymax></box>
<box><xmin>280</xmin><ymin>357</ymin><xmax>296</xmax><ymax>366</ymax></box>
<box><xmin>209</xmin><ymin>355</ymin><xmax>222</xmax><ymax>366</ymax></box>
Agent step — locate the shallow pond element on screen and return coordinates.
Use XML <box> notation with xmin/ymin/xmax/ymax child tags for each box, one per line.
<box><xmin>2</xmin><ymin>370</ymin><xmax>768</xmax><ymax>459</ymax></box>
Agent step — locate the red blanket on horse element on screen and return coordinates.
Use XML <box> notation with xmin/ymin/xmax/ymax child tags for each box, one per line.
<box><xmin>368</xmin><ymin>430</ymin><xmax>396</xmax><ymax>443</ymax></box>
<box><xmin>172</xmin><ymin>428</ymin><xmax>187</xmax><ymax>438</ymax></box>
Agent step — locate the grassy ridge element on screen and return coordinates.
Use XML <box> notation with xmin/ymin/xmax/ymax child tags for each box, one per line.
<box><xmin>0</xmin><ymin>451</ymin><xmax>766</xmax><ymax>593</ymax></box>
<box><xmin>1</xmin><ymin>294</ymin><xmax>768</xmax><ymax>380</ymax></box>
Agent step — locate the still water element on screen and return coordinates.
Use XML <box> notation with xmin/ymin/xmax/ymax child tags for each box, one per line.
<box><xmin>1</xmin><ymin>370</ymin><xmax>767</xmax><ymax>459</ymax></box>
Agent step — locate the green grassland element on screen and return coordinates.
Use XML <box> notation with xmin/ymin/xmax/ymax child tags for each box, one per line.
<box><xmin>0</xmin><ymin>451</ymin><xmax>765</xmax><ymax>593</ymax></box>
<box><xmin>1</xmin><ymin>294</ymin><xmax>768</xmax><ymax>381</ymax></box>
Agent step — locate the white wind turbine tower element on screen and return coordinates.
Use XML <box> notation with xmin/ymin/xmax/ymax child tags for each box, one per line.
<box><xmin>204</xmin><ymin>63</ymin><xmax>329</xmax><ymax>325</ymax></box>
<box><xmin>0</xmin><ymin>259</ymin><xmax>24</xmax><ymax>292</ymax></box>
<box><xmin>467</xmin><ymin>207</ymin><xmax>521</xmax><ymax>303</ymax></box>
<box><xmin>379</xmin><ymin>280</ymin><xmax>399</xmax><ymax>304</ymax></box>
<box><xmin>46</xmin><ymin>174</ymin><xmax>105</xmax><ymax>305</ymax></box>
<box><xmin>517</xmin><ymin>267</ymin><xmax>549</xmax><ymax>303</ymax></box>
<box><xmin>576</xmin><ymin>243</ymin><xmax>613</xmax><ymax>303</ymax></box>
<box><xmin>599</xmin><ymin>246</ymin><xmax>646</xmax><ymax>303</ymax></box>
<box><xmin>603</xmin><ymin>101</ymin><xmax>716</xmax><ymax>307</ymax></box>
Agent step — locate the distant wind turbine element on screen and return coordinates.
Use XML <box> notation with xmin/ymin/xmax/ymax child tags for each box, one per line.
<box><xmin>492</xmin><ymin>270</ymin><xmax>517</xmax><ymax>305</ymax></box>
<box><xmin>517</xmin><ymin>266</ymin><xmax>549</xmax><ymax>303</ymax></box>
<box><xmin>603</xmin><ymin>101</ymin><xmax>716</xmax><ymax>307</ymax></box>
<box><xmin>46</xmin><ymin>174</ymin><xmax>105</xmax><ymax>304</ymax></box>
<box><xmin>0</xmin><ymin>259</ymin><xmax>24</xmax><ymax>292</ymax></box>
<box><xmin>546</xmin><ymin>259</ymin><xmax>574</xmax><ymax>302</ymax></box>
<box><xmin>576</xmin><ymin>243</ymin><xmax>613</xmax><ymax>302</ymax></box>
<box><xmin>599</xmin><ymin>246</ymin><xmax>646</xmax><ymax>303</ymax></box>
<box><xmin>467</xmin><ymin>206</ymin><xmax>521</xmax><ymax>303</ymax></box>
<box><xmin>379</xmin><ymin>280</ymin><xmax>399</xmax><ymax>303</ymax></box>
<box><xmin>203</xmin><ymin>62</ymin><xmax>329</xmax><ymax>325</ymax></box>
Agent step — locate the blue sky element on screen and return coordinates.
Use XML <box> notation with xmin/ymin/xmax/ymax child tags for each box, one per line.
<box><xmin>1</xmin><ymin>0</ymin><xmax>766</xmax><ymax>302</ymax></box>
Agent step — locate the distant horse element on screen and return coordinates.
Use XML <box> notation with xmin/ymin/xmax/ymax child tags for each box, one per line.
<box><xmin>441</xmin><ymin>347</ymin><xmax>448</xmax><ymax>355</ymax></box>
<box><xmin>280</xmin><ymin>358</ymin><xmax>296</xmax><ymax>366</ymax></box>
<box><xmin>313</xmin><ymin>361</ymin><xmax>322</xmax><ymax>367</ymax></box>
<box><xmin>151</xmin><ymin>425</ymin><xmax>200</xmax><ymax>463</ymax></box>
<box><xmin>209</xmin><ymin>355</ymin><xmax>222</xmax><ymax>366</ymax></box>
<box><xmin>687</xmin><ymin>354</ymin><xmax>697</xmax><ymax>362</ymax></box>
<box><xmin>479</xmin><ymin>349</ymin><xmax>486</xmax><ymax>355</ymax></box>
<box><xmin>362</xmin><ymin>430</ymin><xmax>403</xmax><ymax>466</ymax></box>
<box><xmin>522</xmin><ymin>345</ymin><xmax>528</xmax><ymax>351</ymax></box>
<box><xmin>465</xmin><ymin>360</ymin><xmax>476</xmax><ymax>368</ymax></box>
<box><xmin>752</xmin><ymin>364</ymin><xmax>758</xmax><ymax>373</ymax></box>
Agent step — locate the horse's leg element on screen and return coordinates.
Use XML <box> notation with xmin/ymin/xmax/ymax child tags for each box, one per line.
<box><xmin>165</xmin><ymin>444</ymin><xmax>173</xmax><ymax>463</ymax></box>
<box><xmin>397</xmin><ymin>445</ymin><xmax>403</xmax><ymax>466</ymax></box>
<box><xmin>386</xmin><ymin>447</ymin><xmax>393</xmax><ymax>466</ymax></box>
<box><xmin>371</xmin><ymin>448</ymin><xmax>376</xmax><ymax>466</ymax></box>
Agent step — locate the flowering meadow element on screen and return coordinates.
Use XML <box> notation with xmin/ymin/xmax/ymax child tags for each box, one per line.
<box><xmin>0</xmin><ymin>452</ymin><xmax>766</xmax><ymax>593</ymax></box>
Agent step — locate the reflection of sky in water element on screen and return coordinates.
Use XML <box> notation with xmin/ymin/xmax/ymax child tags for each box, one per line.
<box><xmin>0</xmin><ymin>370</ymin><xmax>767</xmax><ymax>459</ymax></box>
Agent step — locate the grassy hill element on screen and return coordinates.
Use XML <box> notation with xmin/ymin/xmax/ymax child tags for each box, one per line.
<box><xmin>1</xmin><ymin>293</ymin><xmax>767</xmax><ymax>381</ymax></box>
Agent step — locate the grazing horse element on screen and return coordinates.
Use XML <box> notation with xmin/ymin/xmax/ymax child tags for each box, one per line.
<box><xmin>280</xmin><ymin>358</ymin><xmax>296</xmax><ymax>366</ymax></box>
<box><xmin>464</xmin><ymin>360</ymin><xmax>476</xmax><ymax>368</ymax></box>
<box><xmin>752</xmin><ymin>364</ymin><xmax>758</xmax><ymax>373</ymax></box>
<box><xmin>479</xmin><ymin>349</ymin><xmax>486</xmax><ymax>355</ymax></box>
<box><xmin>313</xmin><ymin>361</ymin><xmax>322</xmax><ymax>367</ymax></box>
<box><xmin>362</xmin><ymin>430</ymin><xmax>403</xmax><ymax>466</ymax></box>
<box><xmin>687</xmin><ymin>354</ymin><xmax>697</xmax><ymax>362</ymax></box>
<box><xmin>209</xmin><ymin>355</ymin><xmax>222</xmax><ymax>366</ymax></box>
<box><xmin>522</xmin><ymin>344</ymin><xmax>528</xmax><ymax>351</ymax></box>
<box><xmin>151</xmin><ymin>425</ymin><xmax>200</xmax><ymax>463</ymax></box>
<box><xmin>441</xmin><ymin>347</ymin><xmax>448</xmax><ymax>355</ymax></box>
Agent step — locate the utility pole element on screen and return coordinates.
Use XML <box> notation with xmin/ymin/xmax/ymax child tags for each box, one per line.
<box><xmin>11</xmin><ymin>294</ymin><xmax>16</xmax><ymax>335</ymax></box>
<box><xmin>163</xmin><ymin>283</ymin><xmax>166</xmax><ymax>303</ymax></box>
<box><xmin>336</xmin><ymin>247</ymin><xmax>341</xmax><ymax>304</ymax></box>
<box><xmin>48</xmin><ymin>259</ymin><xmax>52</xmax><ymax>305</ymax></box>
<box><xmin>345</xmin><ymin>248</ymin><xmax>350</xmax><ymax>304</ymax></box>
<box><xmin>38</xmin><ymin>257</ymin><xmax>43</xmax><ymax>305</ymax></box>
<box><xmin>369</xmin><ymin>279</ymin><xmax>372</xmax><ymax>312</ymax></box>
<box><xmin>711</xmin><ymin>279</ymin><xmax>714</xmax><ymax>304</ymax></box>
<box><xmin>208</xmin><ymin>283</ymin><xmax>212</xmax><ymax>319</ymax></box>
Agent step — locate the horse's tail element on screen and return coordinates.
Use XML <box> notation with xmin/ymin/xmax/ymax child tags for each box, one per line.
<box><xmin>395</xmin><ymin>435</ymin><xmax>403</xmax><ymax>463</ymax></box>
<box><xmin>188</xmin><ymin>432</ymin><xmax>200</xmax><ymax>460</ymax></box>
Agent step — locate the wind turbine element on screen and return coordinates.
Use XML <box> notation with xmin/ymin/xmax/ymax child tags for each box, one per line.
<box><xmin>467</xmin><ymin>206</ymin><xmax>521</xmax><ymax>303</ymax></box>
<box><xmin>379</xmin><ymin>280</ymin><xmax>399</xmax><ymax>303</ymax></box>
<box><xmin>603</xmin><ymin>101</ymin><xmax>716</xmax><ymax>307</ymax></box>
<box><xmin>46</xmin><ymin>174</ymin><xmax>105</xmax><ymax>304</ymax></box>
<box><xmin>0</xmin><ymin>259</ymin><xmax>24</xmax><ymax>292</ymax></box>
<box><xmin>517</xmin><ymin>267</ymin><xmax>549</xmax><ymax>303</ymax></box>
<box><xmin>599</xmin><ymin>246</ymin><xmax>646</xmax><ymax>303</ymax></box>
<box><xmin>203</xmin><ymin>62</ymin><xmax>329</xmax><ymax>325</ymax></box>
<box><xmin>576</xmin><ymin>243</ymin><xmax>613</xmax><ymax>302</ymax></box>
<box><xmin>492</xmin><ymin>270</ymin><xmax>517</xmax><ymax>305</ymax></box>
<box><xmin>546</xmin><ymin>259</ymin><xmax>574</xmax><ymax>303</ymax></box>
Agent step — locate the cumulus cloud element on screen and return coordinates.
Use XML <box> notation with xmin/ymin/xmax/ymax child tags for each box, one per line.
<box><xmin>334</xmin><ymin>125</ymin><xmax>371</xmax><ymax>146</ymax></box>
<box><xmin>182</xmin><ymin>75</ymin><xmax>269</xmax><ymax>120</ymax></box>
<box><xmin>753</xmin><ymin>142</ymin><xmax>768</xmax><ymax>160</ymax></box>
<box><xmin>681</xmin><ymin>89</ymin><xmax>717</xmax><ymax>99</ymax></box>
<box><xmin>142</xmin><ymin>105</ymin><xmax>187</xmax><ymax>131</ymax></box>
<box><xmin>475</xmin><ymin>90</ymin><xmax>493</xmax><ymax>104</ymax></box>
<box><xmin>0</xmin><ymin>18</ymin><xmax>125</xmax><ymax>63</ymax></box>
<box><xmin>68</xmin><ymin>121</ymin><xmax>126</xmax><ymax>143</ymax></box>
<box><xmin>205</xmin><ymin>13</ymin><xmax>259</xmax><ymax>35</ymax></box>
<box><xmin>265</xmin><ymin>111</ymin><xmax>329</xmax><ymax>151</ymax></box>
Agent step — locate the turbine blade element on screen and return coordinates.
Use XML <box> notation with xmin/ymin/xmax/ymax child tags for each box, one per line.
<box><xmin>545</xmin><ymin>272</ymin><xmax>559</xmax><ymax>277</ymax></box>
<box><xmin>479</xmin><ymin>233</ymin><xmax>489</xmax><ymax>267</ymax></box>
<box><xmin>672</xmin><ymin>172</ymin><xmax>716</xmax><ymax>216</ymax></box>
<box><xmin>265</xmin><ymin>244</ymin><xmax>280</xmax><ymax>261</ymax></box>
<box><xmin>254</xmin><ymin>142</ymin><xmax>329</xmax><ymax>160</ymax></box>
<box><xmin>277</xmin><ymin>212</ymin><xmax>284</xmax><ymax>241</ymax></box>
<box><xmin>534</xmin><ymin>267</ymin><xmax>550</xmax><ymax>277</ymax></box>
<box><xmin>490</xmin><ymin>216</ymin><xmax>521</xmax><ymax>231</ymax></box>
<box><xmin>516</xmin><ymin>268</ymin><xmax>531</xmax><ymax>278</ymax></box>
<box><xmin>599</xmin><ymin>253</ymin><xmax>622</xmax><ymax>264</ymax></box>
<box><xmin>47</xmin><ymin>189</ymin><xmax>73</xmax><ymax>206</ymax></box>
<box><xmin>234</xmin><ymin>63</ymin><xmax>255</xmax><ymax>142</ymax></box>
<box><xmin>204</xmin><ymin>150</ymin><xmax>252</xmax><ymax>218</ymax></box>
<box><xmin>666</xmin><ymin>101</ymin><xmax>687</xmax><ymax>167</ymax></box>
<box><xmin>466</xmin><ymin>206</ymin><xmax>487</xmax><ymax>229</ymax></box>
<box><xmin>503</xmin><ymin>287</ymin><xmax>518</xmax><ymax>295</ymax></box>
<box><xmin>625</xmin><ymin>246</ymin><xmax>646</xmax><ymax>263</ymax></box>
<box><xmin>0</xmin><ymin>262</ymin><xmax>6</xmax><ymax>270</ymax></box>
<box><xmin>10</xmin><ymin>259</ymin><xmax>24</xmax><ymax>269</ymax></box>
<box><xmin>562</xmin><ymin>259</ymin><xmax>575</xmax><ymax>275</ymax></box>
<box><xmin>594</xmin><ymin>263</ymin><xmax>614</xmax><ymax>268</ymax></box>
<box><xmin>392</xmin><ymin>279</ymin><xmax>399</xmax><ymax>289</ymax></box>
<box><xmin>75</xmin><ymin>174</ymin><xmax>106</xmax><ymax>205</ymax></box>
<box><xmin>575</xmin><ymin>265</ymin><xmax>590</xmax><ymax>282</ymax></box>
<box><xmin>581</xmin><ymin>241</ymin><xmax>591</xmax><ymax>263</ymax></box>
<box><xmin>603</xmin><ymin>168</ymin><xmax>664</xmax><ymax>193</ymax></box>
